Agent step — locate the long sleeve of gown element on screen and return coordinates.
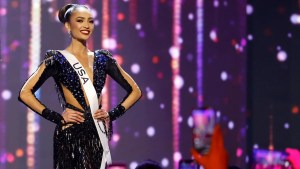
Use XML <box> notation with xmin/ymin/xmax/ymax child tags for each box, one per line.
<box><xmin>102</xmin><ymin>50</ymin><xmax>142</xmax><ymax>121</ymax></box>
<box><xmin>18</xmin><ymin>51</ymin><xmax>65</xmax><ymax>125</ymax></box>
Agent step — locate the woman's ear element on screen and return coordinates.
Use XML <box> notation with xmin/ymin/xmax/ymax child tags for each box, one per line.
<box><xmin>64</xmin><ymin>22</ymin><xmax>70</xmax><ymax>32</ymax></box>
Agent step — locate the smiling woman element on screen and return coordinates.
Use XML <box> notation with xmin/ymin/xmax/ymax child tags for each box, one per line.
<box><xmin>18</xmin><ymin>3</ymin><xmax>142</xmax><ymax>169</ymax></box>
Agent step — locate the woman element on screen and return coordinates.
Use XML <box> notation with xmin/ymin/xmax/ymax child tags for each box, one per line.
<box><xmin>18</xmin><ymin>4</ymin><xmax>142</xmax><ymax>169</ymax></box>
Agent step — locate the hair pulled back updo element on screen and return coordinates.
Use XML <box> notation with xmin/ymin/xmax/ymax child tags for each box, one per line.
<box><xmin>58</xmin><ymin>4</ymin><xmax>89</xmax><ymax>23</ymax></box>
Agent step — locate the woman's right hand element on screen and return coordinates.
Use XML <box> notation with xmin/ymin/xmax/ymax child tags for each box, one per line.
<box><xmin>62</xmin><ymin>108</ymin><xmax>85</xmax><ymax>124</ymax></box>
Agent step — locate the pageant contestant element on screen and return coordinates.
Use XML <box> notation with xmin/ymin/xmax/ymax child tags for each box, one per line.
<box><xmin>18</xmin><ymin>4</ymin><xmax>141</xmax><ymax>169</ymax></box>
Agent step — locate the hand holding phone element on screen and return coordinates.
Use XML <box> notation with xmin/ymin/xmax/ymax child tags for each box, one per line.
<box><xmin>192</xmin><ymin>107</ymin><xmax>215</xmax><ymax>154</ymax></box>
<box><xmin>191</xmin><ymin>125</ymin><xmax>228</xmax><ymax>169</ymax></box>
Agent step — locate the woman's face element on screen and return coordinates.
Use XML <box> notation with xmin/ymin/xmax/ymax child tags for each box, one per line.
<box><xmin>66</xmin><ymin>7</ymin><xmax>94</xmax><ymax>42</ymax></box>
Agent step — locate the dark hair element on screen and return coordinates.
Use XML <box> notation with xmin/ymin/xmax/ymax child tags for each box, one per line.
<box><xmin>58</xmin><ymin>4</ymin><xmax>89</xmax><ymax>23</ymax></box>
<box><xmin>135</xmin><ymin>160</ymin><xmax>162</xmax><ymax>169</ymax></box>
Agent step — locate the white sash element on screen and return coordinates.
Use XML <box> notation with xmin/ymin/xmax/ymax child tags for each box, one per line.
<box><xmin>58</xmin><ymin>50</ymin><xmax>112</xmax><ymax>169</ymax></box>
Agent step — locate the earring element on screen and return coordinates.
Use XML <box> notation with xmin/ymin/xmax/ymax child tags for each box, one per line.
<box><xmin>68</xmin><ymin>31</ymin><xmax>71</xmax><ymax>38</ymax></box>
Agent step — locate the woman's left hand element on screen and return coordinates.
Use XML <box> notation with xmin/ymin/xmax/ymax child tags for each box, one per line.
<box><xmin>93</xmin><ymin>109</ymin><xmax>109</xmax><ymax>121</ymax></box>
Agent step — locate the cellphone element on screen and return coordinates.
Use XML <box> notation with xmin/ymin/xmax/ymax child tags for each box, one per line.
<box><xmin>192</xmin><ymin>107</ymin><xmax>215</xmax><ymax>154</ymax></box>
<box><xmin>179</xmin><ymin>159</ymin><xmax>200</xmax><ymax>169</ymax></box>
<box><xmin>253</xmin><ymin>149</ymin><xmax>292</xmax><ymax>169</ymax></box>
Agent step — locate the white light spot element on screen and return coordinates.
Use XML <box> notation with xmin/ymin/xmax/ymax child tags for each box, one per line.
<box><xmin>284</xmin><ymin>122</ymin><xmax>290</xmax><ymax>129</ymax></box>
<box><xmin>2</xmin><ymin>90</ymin><xmax>12</xmax><ymax>100</ymax></box>
<box><xmin>112</xmin><ymin>134</ymin><xmax>120</xmax><ymax>142</ymax></box>
<box><xmin>131</xmin><ymin>63</ymin><xmax>140</xmax><ymax>74</ymax></box>
<box><xmin>48</xmin><ymin>7</ymin><xmax>53</xmax><ymax>13</ymax></box>
<box><xmin>216</xmin><ymin>111</ymin><xmax>221</xmax><ymax>118</ymax></box>
<box><xmin>248</xmin><ymin>34</ymin><xmax>253</xmax><ymax>41</ymax></box>
<box><xmin>161</xmin><ymin>158</ymin><xmax>169</xmax><ymax>168</ymax></box>
<box><xmin>220</xmin><ymin>71</ymin><xmax>228</xmax><ymax>81</ymax></box>
<box><xmin>284</xmin><ymin>161</ymin><xmax>291</xmax><ymax>167</ymax></box>
<box><xmin>213</xmin><ymin>0</ymin><xmax>219</xmax><ymax>7</ymax></box>
<box><xmin>178</xmin><ymin>37</ymin><xmax>183</xmax><ymax>44</ymax></box>
<box><xmin>178</xmin><ymin>116</ymin><xmax>183</xmax><ymax>123</ymax></box>
<box><xmin>287</xmin><ymin>32</ymin><xmax>292</xmax><ymax>38</ymax></box>
<box><xmin>187</xmin><ymin>116</ymin><xmax>193</xmax><ymax>128</ymax></box>
<box><xmin>253</xmin><ymin>144</ymin><xmax>259</xmax><ymax>149</ymax></box>
<box><xmin>209</xmin><ymin>29</ymin><xmax>218</xmax><ymax>42</ymax></box>
<box><xmin>174</xmin><ymin>75</ymin><xmax>184</xmax><ymax>89</ymax></box>
<box><xmin>246</xmin><ymin>4</ymin><xmax>254</xmax><ymax>15</ymax></box>
<box><xmin>160</xmin><ymin>103</ymin><xmax>165</xmax><ymax>109</ymax></box>
<box><xmin>188</xmin><ymin>87</ymin><xmax>194</xmax><ymax>93</ymax></box>
<box><xmin>129</xmin><ymin>161</ymin><xmax>138</xmax><ymax>169</ymax></box>
<box><xmin>173</xmin><ymin>152</ymin><xmax>182</xmax><ymax>162</ymax></box>
<box><xmin>147</xmin><ymin>126</ymin><xmax>155</xmax><ymax>137</ymax></box>
<box><xmin>277</xmin><ymin>50</ymin><xmax>287</xmax><ymax>62</ymax></box>
<box><xmin>94</xmin><ymin>20</ymin><xmax>99</xmax><ymax>26</ymax></box>
<box><xmin>245</xmin><ymin>155</ymin><xmax>249</xmax><ymax>163</ymax></box>
<box><xmin>33</xmin><ymin>122</ymin><xmax>40</xmax><ymax>132</ymax></box>
<box><xmin>147</xmin><ymin>90</ymin><xmax>155</xmax><ymax>100</ymax></box>
<box><xmin>135</xmin><ymin>23</ymin><xmax>142</xmax><ymax>30</ymax></box>
<box><xmin>102</xmin><ymin>38</ymin><xmax>117</xmax><ymax>50</ymax></box>
<box><xmin>146</xmin><ymin>87</ymin><xmax>151</xmax><ymax>92</ymax></box>
<box><xmin>169</xmin><ymin>46</ymin><xmax>180</xmax><ymax>59</ymax></box>
<box><xmin>188</xmin><ymin>13</ymin><xmax>194</xmax><ymax>20</ymax></box>
<box><xmin>228</xmin><ymin>121</ymin><xmax>234</xmax><ymax>130</ymax></box>
<box><xmin>290</xmin><ymin>13</ymin><xmax>300</xmax><ymax>25</ymax></box>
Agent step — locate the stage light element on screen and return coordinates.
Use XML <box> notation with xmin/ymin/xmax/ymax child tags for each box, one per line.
<box><xmin>174</xmin><ymin>75</ymin><xmax>184</xmax><ymax>89</ymax></box>
<box><xmin>131</xmin><ymin>63</ymin><xmax>140</xmax><ymax>74</ymax></box>
<box><xmin>161</xmin><ymin>158</ymin><xmax>169</xmax><ymax>168</ymax></box>
<box><xmin>214</xmin><ymin>0</ymin><xmax>219</xmax><ymax>8</ymax></box>
<box><xmin>135</xmin><ymin>23</ymin><xmax>142</xmax><ymax>30</ymax></box>
<box><xmin>1</xmin><ymin>89</ymin><xmax>11</xmax><ymax>100</ymax></box>
<box><xmin>246</xmin><ymin>4</ymin><xmax>254</xmax><ymax>15</ymax></box>
<box><xmin>248</xmin><ymin>34</ymin><xmax>253</xmax><ymax>41</ymax></box>
<box><xmin>103</xmin><ymin>38</ymin><xmax>117</xmax><ymax>50</ymax></box>
<box><xmin>146</xmin><ymin>90</ymin><xmax>154</xmax><ymax>100</ymax></box>
<box><xmin>228</xmin><ymin>121</ymin><xmax>235</xmax><ymax>130</ymax></box>
<box><xmin>147</xmin><ymin>126</ymin><xmax>155</xmax><ymax>137</ymax></box>
<box><xmin>129</xmin><ymin>161</ymin><xmax>138</xmax><ymax>169</ymax></box>
<box><xmin>188</xmin><ymin>87</ymin><xmax>194</xmax><ymax>93</ymax></box>
<box><xmin>290</xmin><ymin>13</ymin><xmax>300</xmax><ymax>25</ymax></box>
<box><xmin>188</xmin><ymin>13</ymin><xmax>194</xmax><ymax>20</ymax></box>
<box><xmin>173</xmin><ymin>151</ymin><xmax>182</xmax><ymax>163</ymax></box>
<box><xmin>277</xmin><ymin>50</ymin><xmax>287</xmax><ymax>62</ymax></box>
<box><xmin>160</xmin><ymin>103</ymin><xmax>165</xmax><ymax>109</ymax></box>
<box><xmin>209</xmin><ymin>29</ymin><xmax>218</xmax><ymax>43</ymax></box>
<box><xmin>187</xmin><ymin>116</ymin><xmax>193</xmax><ymax>128</ymax></box>
<box><xmin>220</xmin><ymin>71</ymin><xmax>228</xmax><ymax>81</ymax></box>
<box><xmin>236</xmin><ymin>148</ymin><xmax>243</xmax><ymax>157</ymax></box>
<box><xmin>284</xmin><ymin>123</ymin><xmax>290</xmax><ymax>129</ymax></box>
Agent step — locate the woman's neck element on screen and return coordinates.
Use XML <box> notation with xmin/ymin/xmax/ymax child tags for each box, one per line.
<box><xmin>67</xmin><ymin>39</ymin><xmax>89</xmax><ymax>57</ymax></box>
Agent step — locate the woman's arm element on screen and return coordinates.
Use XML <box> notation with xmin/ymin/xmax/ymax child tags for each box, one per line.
<box><xmin>18</xmin><ymin>51</ymin><xmax>65</xmax><ymax>125</ymax></box>
<box><xmin>103</xmin><ymin>50</ymin><xmax>142</xmax><ymax>121</ymax></box>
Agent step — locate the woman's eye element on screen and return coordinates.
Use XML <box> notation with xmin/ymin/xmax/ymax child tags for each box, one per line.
<box><xmin>89</xmin><ymin>20</ymin><xmax>94</xmax><ymax>24</ymax></box>
<box><xmin>77</xmin><ymin>20</ymin><xmax>83</xmax><ymax>23</ymax></box>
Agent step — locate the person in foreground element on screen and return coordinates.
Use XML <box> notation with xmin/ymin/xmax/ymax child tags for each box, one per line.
<box><xmin>191</xmin><ymin>124</ymin><xmax>229</xmax><ymax>169</ymax></box>
<box><xmin>18</xmin><ymin>3</ymin><xmax>141</xmax><ymax>169</ymax></box>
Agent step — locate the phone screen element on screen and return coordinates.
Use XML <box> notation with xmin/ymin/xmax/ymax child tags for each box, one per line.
<box><xmin>179</xmin><ymin>159</ymin><xmax>199</xmax><ymax>169</ymax></box>
<box><xmin>107</xmin><ymin>164</ymin><xmax>127</xmax><ymax>169</ymax></box>
<box><xmin>253</xmin><ymin>149</ymin><xmax>292</xmax><ymax>169</ymax></box>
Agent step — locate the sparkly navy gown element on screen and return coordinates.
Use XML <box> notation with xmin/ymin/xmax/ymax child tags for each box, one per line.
<box><xmin>18</xmin><ymin>49</ymin><xmax>141</xmax><ymax>169</ymax></box>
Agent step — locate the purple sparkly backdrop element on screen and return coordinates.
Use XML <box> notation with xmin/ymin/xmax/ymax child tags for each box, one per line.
<box><xmin>0</xmin><ymin>0</ymin><xmax>247</xmax><ymax>169</ymax></box>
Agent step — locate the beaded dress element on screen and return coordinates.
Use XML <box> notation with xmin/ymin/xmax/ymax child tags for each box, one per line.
<box><xmin>18</xmin><ymin>49</ymin><xmax>141</xmax><ymax>169</ymax></box>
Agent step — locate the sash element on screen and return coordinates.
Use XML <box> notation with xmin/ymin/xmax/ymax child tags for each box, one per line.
<box><xmin>58</xmin><ymin>50</ymin><xmax>112</xmax><ymax>169</ymax></box>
